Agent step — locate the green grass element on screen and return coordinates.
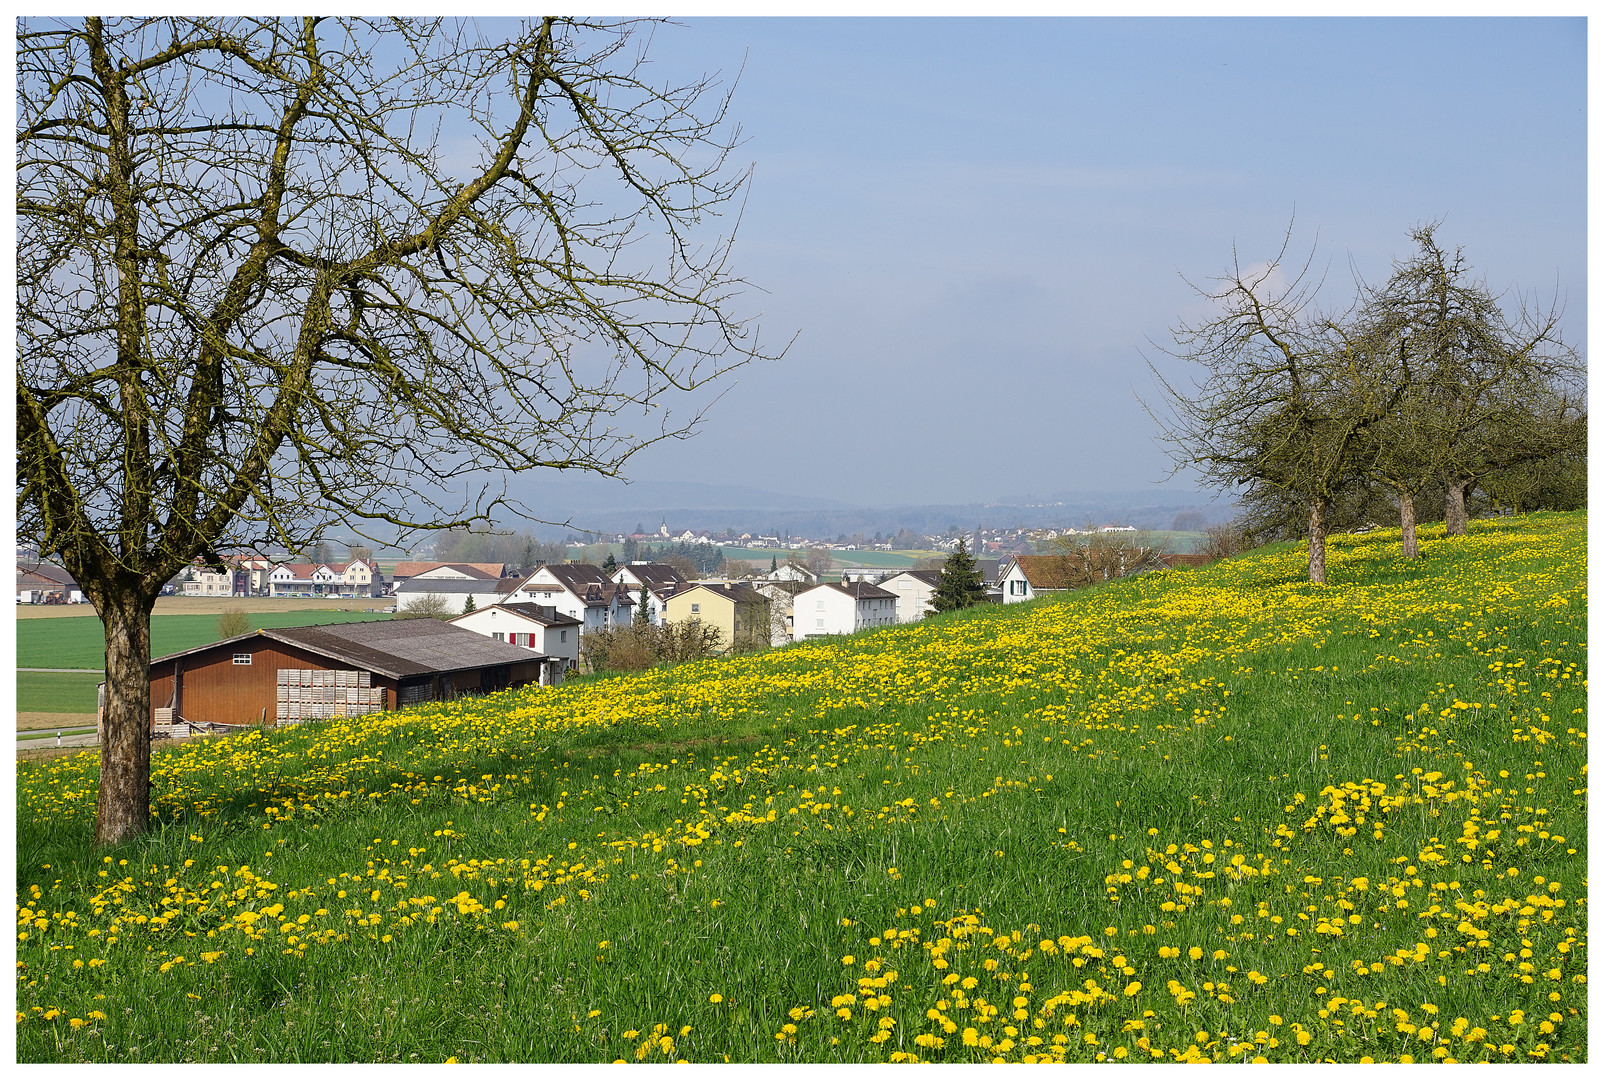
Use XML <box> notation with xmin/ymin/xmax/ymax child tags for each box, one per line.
<box><xmin>15</xmin><ymin>610</ymin><xmax>394</xmax><ymax>671</ymax></box>
<box><xmin>15</xmin><ymin>512</ymin><xmax>1587</xmax><ymax>1063</ymax></box>
<box><xmin>16</xmin><ymin>671</ymin><xmax>105</xmax><ymax>714</ymax></box>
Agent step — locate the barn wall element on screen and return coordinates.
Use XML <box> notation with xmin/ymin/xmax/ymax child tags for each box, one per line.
<box><xmin>148</xmin><ymin>638</ymin><xmax>543</xmax><ymax>728</ymax></box>
<box><xmin>149</xmin><ymin>640</ymin><xmax>398</xmax><ymax>728</ymax></box>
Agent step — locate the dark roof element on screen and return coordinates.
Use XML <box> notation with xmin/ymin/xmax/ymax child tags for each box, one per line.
<box><xmin>676</xmin><ymin>582</ymin><xmax>768</xmax><ymax>604</ymax></box>
<box><xmin>882</xmin><ymin>569</ymin><xmax>942</xmax><ymax>587</ymax></box>
<box><xmin>818</xmin><ymin>580</ymin><xmax>897</xmax><ymax>601</ymax></box>
<box><xmin>18</xmin><ymin>562</ymin><xmax>78</xmax><ymax>587</ymax></box>
<box><xmin>617</xmin><ymin>562</ymin><xmax>687</xmax><ymax>588</ymax></box>
<box><xmin>537</xmin><ymin>563</ymin><xmax>610</xmax><ymax>591</ymax></box>
<box><xmin>973</xmin><ymin>559</ymin><xmax>1001</xmax><ymax>584</ymax></box>
<box><xmin>473</xmin><ymin>602</ymin><xmax>583</xmax><ymax>627</ymax></box>
<box><xmin>152</xmin><ymin>619</ymin><xmax>545</xmax><ymax>679</ymax></box>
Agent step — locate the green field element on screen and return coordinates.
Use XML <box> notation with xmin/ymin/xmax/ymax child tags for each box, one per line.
<box><xmin>16</xmin><ymin>512</ymin><xmax>1586</xmax><ymax>1063</ymax></box>
<box><xmin>16</xmin><ymin>671</ymin><xmax>105</xmax><ymax>715</ymax></box>
<box><xmin>15</xmin><ymin>610</ymin><xmax>395</xmax><ymax>671</ymax></box>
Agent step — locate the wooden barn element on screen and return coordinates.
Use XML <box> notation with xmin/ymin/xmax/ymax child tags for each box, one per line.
<box><xmin>147</xmin><ymin>619</ymin><xmax>553</xmax><ymax>729</ymax></box>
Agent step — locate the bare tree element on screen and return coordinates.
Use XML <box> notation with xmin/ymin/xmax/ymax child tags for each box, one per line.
<box><xmin>1149</xmin><ymin>229</ymin><xmax>1405</xmax><ymax>583</ymax></box>
<box><xmin>392</xmin><ymin>592</ymin><xmax>455</xmax><ymax>620</ymax></box>
<box><xmin>1037</xmin><ymin>530</ymin><xmax>1168</xmax><ymax>586</ymax></box>
<box><xmin>1361</xmin><ymin>225</ymin><xmax>1583</xmax><ymax>551</ymax></box>
<box><xmin>216</xmin><ymin>607</ymin><xmax>252</xmax><ymax>638</ymax></box>
<box><xmin>17</xmin><ymin>17</ymin><xmax>777</xmax><ymax>843</ymax></box>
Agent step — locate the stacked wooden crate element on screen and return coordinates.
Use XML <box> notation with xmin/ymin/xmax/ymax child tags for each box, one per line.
<box><xmin>275</xmin><ymin>669</ymin><xmax>384</xmax><ymax>725</ymax></box>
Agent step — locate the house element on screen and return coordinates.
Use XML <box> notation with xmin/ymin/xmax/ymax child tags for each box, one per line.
<box><xmin>391</xmin><ymin>576</ymin><xmax>511</xmax><ymax>615</ymax></box>
<box><xmin>996</xmin><ymin>555</ymin><xmax>1077</xmax><ymax>603</ymax></box>
<box><xmin>662</xmin><ymin>582</ymin><xmax>771</xmax><ymax>653</ymax></box>
<box><xmin>181</xmin><ymin>564</ymin><xmax>235</xmax><ymax>597</ymax></box>
<box><xmin>610</xmin><ymin>562</ymin><xmax>690</xmax><ymax>626</ymax></box>
<box><xmin>147</xmin><ymin>619</ymin><xmax>549</xmax><ymax>728</ymax></box>
<box><xmin>762</xmin><ymin>562</ymin><xmax>819</xmax><ymax>585</ymax></box>
<box><xmin>449</xmin><ymin>602</ymin><xmax>582</xmax><ymax>681</ymax></box>
<box><xmin>996</xmin><ymin>548</ymin><xmax>1167</xmax><ymax>603</ymax></box>
<box><xmin>753</xmin><ymin>579</ymin><xmax>807</xmax><ymax>646</ymax></box>
<box><xmin>16</xmin><ymin>562</ymin><xmax>85</xmax><ymax>604</ymax></box>
<box><xmin>791</xmin><ymin>580</ymin><xmax>898</xmax><ymax>640</ymax></box>
<box><xmin>875</xmin><ymin>569</ymin><xmax>943</xmax><ymax>622</ymax></box>
<box><xmin>390</xmin><ymin>561</ymin><xmax>508</xmax><ymax>587</ymax></box>
<box><xmin>503</xmin><ymin>563</ymin><xmax>635</xmax><ymax>633</ymax></box>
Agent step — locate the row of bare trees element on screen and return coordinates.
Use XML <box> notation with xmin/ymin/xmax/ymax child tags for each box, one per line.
<box><xmin>1150</xmin><ymin>224</ymin><xmax>1584</xmax><ymax>583</ymax></box>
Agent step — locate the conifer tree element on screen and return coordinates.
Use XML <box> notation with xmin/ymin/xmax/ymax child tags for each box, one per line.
<box><xmin>635</xmin><ymin>584</ymin><xmax>652</xmax><ymax>627</ymax></box>
<box><xmin>930</xmin><ymin>539</ymin><xmax>987</xmax><ymax>613</ymax></box>
<box><xmin>603</xmin><ymin>552</ymin><xmax>618</xmax><ymax>572</ymax></box>
<box><xmin>463</xmin><ymin>594</ymin><xmax>476</xmax><ymax>614</ymax></box>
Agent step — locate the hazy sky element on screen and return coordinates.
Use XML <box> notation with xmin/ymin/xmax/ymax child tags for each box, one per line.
<box><xmin>577</xmin><ymin>16</ymin><xmax>1586</xmax><ymax>507</ymax></box>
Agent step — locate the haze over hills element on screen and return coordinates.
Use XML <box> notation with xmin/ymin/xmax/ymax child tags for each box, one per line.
<box><xmin>494</xmin><ymin>478</ymin><xmax>1234</xmax><ymax>541</ymax></box>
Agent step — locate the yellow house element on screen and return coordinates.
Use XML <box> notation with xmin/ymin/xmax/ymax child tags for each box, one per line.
<box><xmin>662</xmin><ymin>582</ymin><xmax>770</xmax><ymax>653</ymax></box>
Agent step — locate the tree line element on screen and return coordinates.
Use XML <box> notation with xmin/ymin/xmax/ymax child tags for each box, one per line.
<box><xmin>1150</xmin><ymin>224</ymin><xmax>1584</xmax><ymax>583</ymax></box>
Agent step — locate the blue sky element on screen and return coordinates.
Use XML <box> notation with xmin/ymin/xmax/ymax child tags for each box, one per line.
<box><xmin>577</xmin><ymin>16</ymin><xmax>1586</xmax><ymax>508</ymax></box>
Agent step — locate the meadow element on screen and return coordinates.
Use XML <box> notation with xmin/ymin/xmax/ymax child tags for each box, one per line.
<box><xmin>15</xmin><ymin>512</ymin><xmax>1586</xmax><ymax>1063</ymax></box>
<box><xmin>15</xmin><ymin>610</ymin><xmax>396</xmax><ymax>672</ymax></box>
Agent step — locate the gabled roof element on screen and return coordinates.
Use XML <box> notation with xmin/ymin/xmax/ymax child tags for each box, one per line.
<box><xmin>880</xmin><ymin>569</ymin><xmax>942</xmax><ymax>588</ymax></box>
<box><xmin>536</xmin><ymin>563</ymin><xmax>610</xmax><ymax>591</ymax></box>
<box><xmin>1007</xmin><ymin>555</ymin><xmax>1081</xmax><ymax>590</ymax></box>
<box><xmin>671</xmin><ymin>582</ymin><xmax>767</xmax><ymax>605</ymax></box>
<box><xmin>392</xmin><ymin>561</ymin><xmax>506</xmax><ymax>580</ymax></box>
<box><xmin>615</xmin><ymin>562</ymin><xmax>688</xmax><ymax>588</ymax></box>
<box><xmin>18</xmin><ymin>562</ymin><xmax>78</xmax><ymax>586</ymax></box>
<box><xmin>452</xmin><ymin>602</ymin><xmax>582</xmax><ymax>628</ymax></box>
<box><xmin>152</xmin><ymin>619</ymin><xmax>544</xmax><ymax>679</ymax></box>
<box><xmin>810</xmin><ymin>580</ymin><xmax>897</xmax><ymax>601</ymax></box>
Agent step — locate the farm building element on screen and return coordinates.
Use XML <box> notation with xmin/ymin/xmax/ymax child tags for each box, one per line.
<box><xmin>449</xmin><ymin>602</ymin><xmax>582</xmax><ymax>675</ymax></box>
<box><xmin>147</xmin><ymin>619</ymin><xmax>555</xmax><ymax>729</ymax></box>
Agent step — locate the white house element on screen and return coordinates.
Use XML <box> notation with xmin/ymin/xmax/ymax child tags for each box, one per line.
<box><xmin>876</xmin><ymin>569</ymin><xmax>943</xmax><ymax>622</ymax></box>
<box><xmin>504</xmin><ymin>563</ymin><xmax>634</xmax><ymax>633</ymax></box>
<box><xmin>449</xmin><ymin>602</ymin><xmax>582</xmax><ymax>682</ymax></box>
<box><xmin>391</xmin><ymin>577</ymin><xmax>507</xmax><ymax>615</ymax></box>
<box><xmin>791</xmin><ymin>580</ymin><xmax>898</xmax><ymax>640</ymax></box>
<box><xmin>610</xmin><ymin>562</ymin><xmax>689</xmax><ymax>626</ymax></box>
<box><xmin>762</xmin><ymin>562</ymin><xmax>819</xmax><ymax>585</ymax></box>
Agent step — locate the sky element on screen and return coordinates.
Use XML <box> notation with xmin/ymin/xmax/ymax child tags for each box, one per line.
<box><xmin>550</xmin><ymin>15</ymin><xmax>1587</xmax><ymax>508</ymax></box>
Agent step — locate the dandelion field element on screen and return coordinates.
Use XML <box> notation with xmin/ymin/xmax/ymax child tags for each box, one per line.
<box><xmin>16</xmin><ymin>513</ymin><xmax>1586</xmax><ymax>1062</ymax></box>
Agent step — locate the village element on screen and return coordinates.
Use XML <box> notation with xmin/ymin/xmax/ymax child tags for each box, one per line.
<box><xmin>17</xmin><ymin>524</ymin><xmax>1205</xmax><ymax>741</ymax></box>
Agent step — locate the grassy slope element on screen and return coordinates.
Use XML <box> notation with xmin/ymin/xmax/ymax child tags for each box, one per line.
<box><xmin>16</xmin><ymin>512</ymin><xmax>1586</xmax><ymax>1063</ymax></box>
<box><xmin>15</xmin><ymin>610</ymin><xmax>395</xmax><ymax>671</ymax></box>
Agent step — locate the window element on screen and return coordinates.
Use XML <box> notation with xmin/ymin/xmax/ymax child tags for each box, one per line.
<box><xmin>816</xmin><ymin>599</ymin><xmax>825</xmax><ymax>610</ymax></box>
<box><xmin>560</xmin><ymin>630</ymin><xmax>567</xmax><ymax>643</ymax></box>
<box><xmin>691</xmin><ymin>603</ymin><xmax>700</xmax><ymax>613</ymax></box>
<box><xmin>232</xmin><ymin>653</ymin><xmax>251</xmax><ymax>665</ymax></box>
<box><xmin>492</xmin><ymin>632</ymin><xmax>504</xmax><ymax>641</ymax></box>
<box><xmin>816</xmin><ymin>618</ymin><xmax>824</xmax><ymax>629</ymax></box>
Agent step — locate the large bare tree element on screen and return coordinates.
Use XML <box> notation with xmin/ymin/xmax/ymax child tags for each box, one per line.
<box><xmin>17</xmin><ymin>17</ymin><xmax>778</xmax><ymax>843</ymax></box>
<box><xmin>1149</xmin><ymin>231</ymin><xmax>1405</xmax><ymax>584</ymax></box>
<box><xmin>1361</xmin><ymin>225</ymin><xmax>1582</xmax><ymax>546</ymax></box>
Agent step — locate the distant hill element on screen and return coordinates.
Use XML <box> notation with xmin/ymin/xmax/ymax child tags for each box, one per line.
<box><xmin>498</xmin><ymin>481</ymin><xmax>1232</xmax><ymax>540</ymax></box>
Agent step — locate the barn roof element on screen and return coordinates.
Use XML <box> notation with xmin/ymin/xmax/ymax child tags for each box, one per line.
<box><xmin>151</xmin><ymin>619</ymin><xmax>544</xmax><ymax>680</ymax></box>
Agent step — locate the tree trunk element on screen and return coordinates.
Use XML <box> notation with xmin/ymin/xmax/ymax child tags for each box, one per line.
<box><xmin>1444</xmin><ymin>477</ymin><xmax>1470</xmax><ymax>536</ymax></box>
<box><xmin>1307</xmin><ymin>496</ymin><xmax>1328</xmax><ymax>584</ymax></box>
<box><xmin>1398</xmin><ymin>490</ymin><xmax>1418</xmax><ymax>559</ymax></box>
<box><xmin>96</xmin><ymin>593</ymin><xmax>156</xmax><ymax>845</ymax></box>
